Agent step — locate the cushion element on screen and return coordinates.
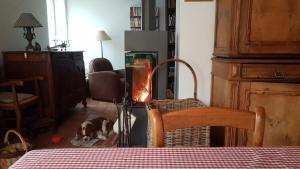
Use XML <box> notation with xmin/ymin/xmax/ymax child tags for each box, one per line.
<box><xmin>0</xmin><ymin>92</ymin><xmax>35</xmax><ymax>104</ymax></box>
<box><xmin>89</xmin><ymin>58</ymin><xmax>113</xmax><ymax>73</ymax></box>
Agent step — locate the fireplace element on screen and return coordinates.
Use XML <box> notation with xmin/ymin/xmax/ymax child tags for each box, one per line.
<box><xmin>125</xmin><ymin>52</ymin><xmax>157</xmax><ymax>103</ymax></box>
<box><xmin>123</xmin><ymin>31</ymin><xmax>167</xmax><ymax>146</ymax></box>
<box><xmin>124</xmin><ymin>31</ymin><xmax>168</xmax><ymax>100</ymax></box>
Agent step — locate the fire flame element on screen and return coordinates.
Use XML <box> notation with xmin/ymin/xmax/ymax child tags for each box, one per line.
<box><xmin>132</xmin><ymin>59</ymin><xmax>152</xmax><ymax>102</ymax></box>
<box><xmin>139</xmin><ymin>74</ymin><xmax>151</xmax><ymax>102</ymax></box>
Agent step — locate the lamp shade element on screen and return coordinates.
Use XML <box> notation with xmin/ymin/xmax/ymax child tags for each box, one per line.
<box><xmin>14</xmin><ymin>13</ymin><xmax>43</xmax><ymax>27</ymax></box>
<box><xmin>96</xmin><ymin>31</ymin><xmax>111</xmax><ymax>41</ymax></box>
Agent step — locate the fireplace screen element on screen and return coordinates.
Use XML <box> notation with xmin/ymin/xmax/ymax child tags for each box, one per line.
<box><xmin>125</xmin><ymin>52</ymin><xmax>157</xmax><ymax>103</ymax></box>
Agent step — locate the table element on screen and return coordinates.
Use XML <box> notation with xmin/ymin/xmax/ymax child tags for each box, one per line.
<box><xmin>10</xmin><ymin>147</ymin><xmax>300</xmax><ymax>169</ymax></box>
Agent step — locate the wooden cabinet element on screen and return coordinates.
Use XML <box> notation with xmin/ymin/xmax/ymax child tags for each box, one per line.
<box><xmin>214</xmin><ymin>0</ymin><xmax>300</xmax><ymax>57</ymax></box>
<box><xmin>212</xmin><ymin>0</ymin><xmax>300</xmax><ymax>146</ymax></box>
<box><xmin>211</xmin><ymin>58</ymin><xmax>300</xmax><ymax>146</ymax></box>
<box><xmin>2</xmin><ymin>51</ymin><xmax>87</xmax><ymax>119</ymax></box>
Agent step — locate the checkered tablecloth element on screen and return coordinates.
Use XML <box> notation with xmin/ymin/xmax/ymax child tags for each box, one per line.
<box><xmin>9</xmin><ymin>147</ymin><xmax>300</xmax><ymax>169</ymax></box>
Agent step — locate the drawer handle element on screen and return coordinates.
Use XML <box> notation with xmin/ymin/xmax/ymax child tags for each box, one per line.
<box><xmin>273</xmin><ymin>71</ymin><xmax>285</xmax><ymax>79</ymax></box>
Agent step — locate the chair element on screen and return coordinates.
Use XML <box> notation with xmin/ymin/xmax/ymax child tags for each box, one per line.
<box><xmin>0</xmin><ymin>76</ymin><xmax>43</xmax><ymax>131</ymax></box>
<box><xmin>148</xmin><ymin>106</ymin><xmax>265</xmax><ymax>147</ymax></box>
<box><xmin>88</xmin><ymin>58</ymin><xmax>125</xmax><ymax>102</ymax></box>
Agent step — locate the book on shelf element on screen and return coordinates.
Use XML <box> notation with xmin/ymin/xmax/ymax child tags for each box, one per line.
<box><xmin>168</xmin><ymin>13</ymin><xmax>176</xmax><ymax>27</ymax></box>
<box><xmin>130</xmin><ymin>7</ymin><xmax>142</xmax><ymax>31</ymax></box>
<box><xmin>169</xmin><ymin>66</ymin><xmax>175</xmax><ymax>73</ymax></box>
<box><xmin>130</xmin><ymin>7</ymin><xmax>159</xmax><ymax>17</ymax></box>
<box><xmin>131</xmin><ymin>28</ymin><xmax>142</xmax><ymax>31</ymax></box>
<box><xmin>168</xmin><ymin>50</ymin><xmax>175</xmax><ymax>59</ymax></box>
<box><xmin>155</xmin><ymin>7</ymin><xmax>159</xmax><ymax>16</ymax></box>
<box><xmin>130</xmin><ymin>18</ymin><xmax>141</xmax><ymax>27</ymax></box>
<box><xmin>130</xmin><ymin>7</ymin><xmax>142</xmax><ymax>16</ymax></box>
<box><xmin>168</xmin><ymin>72</ymin><xmax>175</xmax><ymax>78</ymax></box>
<box><xmin>168</xmin><ymin>31</ymin><xmax>175</xmax><ymax>44</ymax></box>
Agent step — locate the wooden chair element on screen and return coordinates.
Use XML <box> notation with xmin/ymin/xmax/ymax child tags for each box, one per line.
<box><xmin>0</xmin><ymin>76</ymin><xmax>43</xmax><ymax>131</ymax></box>
<box><xmin>149</xmin><ymin>106</ymin><xmax>265</xmax><ymax>147</ymax></box>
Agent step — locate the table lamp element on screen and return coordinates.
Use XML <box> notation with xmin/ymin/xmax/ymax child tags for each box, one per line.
<box><xmin>14</xmin><ymin>13</ymin><xmax>43</xmax><ymax>51</ymax></box>
<box><xmin>96</xmin><ymin>30</ymin><xmax>111</xmax><ymax>58</ymax></box>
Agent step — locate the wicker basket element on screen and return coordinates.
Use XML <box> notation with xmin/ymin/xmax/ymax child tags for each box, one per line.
<box><xmin>147</xmin><ymin>59</ymin><xmax>210</xmax><ymax>147</ymax></box>
<box><xmin>0</xmin><ymin>130</ymin><xmax>30</xmax><ymax>169</ymax></box>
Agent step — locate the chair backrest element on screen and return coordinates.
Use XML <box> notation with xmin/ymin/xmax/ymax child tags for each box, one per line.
<box><xmin>89</xmin><ymin>58</ymin><xmax>113</xmax><ymax>73</ymax></box>
<box><xmin>149</xmin><ymin>106</ymin><xmax>265</xmax><ymax>147</ymax></box>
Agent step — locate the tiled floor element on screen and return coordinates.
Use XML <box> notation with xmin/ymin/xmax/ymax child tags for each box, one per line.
<box><xmin>32</xmin><ymin>99</ymin><xmax>119</xmax><ymax>149</ymax></box>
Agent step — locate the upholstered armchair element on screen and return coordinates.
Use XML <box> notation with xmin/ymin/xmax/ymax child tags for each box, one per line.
<box><xmin>88</xmin><ymin>58</ymin><xmax>125</xmax><ymax>102</ymax></box>
<box><xmin>0</xmin><ymin>76</ymin><xmax>43</xmax><ymax>131</ymax></box>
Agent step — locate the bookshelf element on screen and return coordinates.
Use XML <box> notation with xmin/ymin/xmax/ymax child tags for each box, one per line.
<box><xmin>166</xmin><ymin>0</ymin><xmax>176</xmax><ymax>99</ymax></box>
<box><xmin>130</xmin><ymin>7</ymin><xmax>142</xmax><ymax>31</ymax></box>
<box><xmin>129</xmin><ymin>6</ymin><xmax>159</xmax><ymax>31</ymax></box>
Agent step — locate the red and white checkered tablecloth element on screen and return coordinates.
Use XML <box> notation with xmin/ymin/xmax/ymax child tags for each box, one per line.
<box><xmin>9</xmin><ymin>147</ymin><xmax>300</xmax><ymax>169</ymax></box>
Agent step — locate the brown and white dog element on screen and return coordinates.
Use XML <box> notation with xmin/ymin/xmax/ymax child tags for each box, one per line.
<box><xmin>75</xmin><ymin>117</ymin><xmax>114</xmax><ymax>141</ymax></box>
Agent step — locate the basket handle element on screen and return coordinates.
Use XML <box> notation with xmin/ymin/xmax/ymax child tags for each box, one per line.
<box><xmin>4</xmin><ymin>129</ymin><xmax>28</xmax><ymax>152</ymax></box>
<box><xmin>149</xmin><ymin>58</ymin><xmax>198</xmax><ymax>100</ymax></box>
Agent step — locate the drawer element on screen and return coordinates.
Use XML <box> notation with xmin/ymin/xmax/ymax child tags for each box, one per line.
<box><xmin>51</xmin><ymin>52</ymin><xmax>83</xmax><ymax>62</ymax></box>
<box><xmin>4</xmin><ymin>52</ymin><xmax>48</xmax><ymax>62</ymax></box>
<box><xmin>72</xmin><ymin>52</ymin><xmax>83</xmax><ymax>61</ymax></box>
<box><xmin>241</xmin><ymin>64</ymin><xmax>300</xmax><ymax>79</ymax></box>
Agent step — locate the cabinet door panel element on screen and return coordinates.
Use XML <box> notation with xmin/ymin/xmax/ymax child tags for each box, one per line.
<box><xmin>241</xmin><ymin>82</ymin><xmax>300</xmax><ymax>146</ymax></box>
<box><xmin>239</xmin><ymin>0</ymin><xmax>300</xmax><ymax>54</ymax></box>
<box><xmin>250</xmin><ymin>0</ymin><xmax>300</xmax><ymax>42</ymax></box>
<box><xmin>214</xmin><ymin>0</ymin><xmax>238</xmax><ymax>56</ymax></box>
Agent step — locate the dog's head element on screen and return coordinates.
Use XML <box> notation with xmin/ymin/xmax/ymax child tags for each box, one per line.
<box><xmin>76</xmin><ymin>121</ymin><xmax>97</xmax><ymax>141</ymax></box>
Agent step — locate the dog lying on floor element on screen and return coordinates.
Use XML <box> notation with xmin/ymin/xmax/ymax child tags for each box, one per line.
<box><xmin>75</xmin><ymin>117</ymin><xmax>114</xmax><ymax>141</ymax></box>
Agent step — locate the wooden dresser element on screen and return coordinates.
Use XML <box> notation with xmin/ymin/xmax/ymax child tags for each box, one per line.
<box><xmin>2</xmin><ymin>51</ymin><xmax>87</xmax><ymax>120</ymax></box>
<box><xmin>211</xmin><ymin>0</ymin><xmax>300</xmax><ymax>146</ymax></box>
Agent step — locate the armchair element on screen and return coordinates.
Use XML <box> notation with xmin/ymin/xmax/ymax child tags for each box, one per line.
<box><xmin>0</xmin><ymin>76</ymin><xmax>43</xmax><ymax>131</ymax></box>
<box><xmin>88</xmin><ymin>58</ymin><xmax>125</xmax><ymax>102</ymax></box>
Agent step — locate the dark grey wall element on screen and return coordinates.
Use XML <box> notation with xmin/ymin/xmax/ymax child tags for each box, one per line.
<box><xmin>142</xmin><ymin>0</ymin><xmax>155</xmax><ymax>30</ymax></box>
<box><xmin>124</xmin><ymin>31</ymin><xmax>168</xmax><ymax>99</ymax></box>
<box><xmin>156</xmin><ymin>0</ymin><xmax>166</xmax><ymax>31</ymax></box>
<box><xmin>142</xmin><ymin>0</ymin><xmax>166</xmax><ymax>31</ymax></box>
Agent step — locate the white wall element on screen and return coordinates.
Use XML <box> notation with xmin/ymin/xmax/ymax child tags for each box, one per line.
<box><xmin>66</xmin><ymin>0</ymin><xmax>140</xmax><ymax>71</ymax></box>
<box><xmin>177</xmin><ymin>0</ymin><xmax>216</xmax><ymax>105</ymax></box>
<box><xmin>0</xmin><ymin>0</ymin><xmax>49</xmax><ymax>78</ymax></box>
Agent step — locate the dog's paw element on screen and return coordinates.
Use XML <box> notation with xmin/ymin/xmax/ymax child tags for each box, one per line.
<box><xmin>97</xmin><ymin>131</ymin><xmax>107</xmax><ymax>140</ymax></box>
<box><xmin>98</xmin><ymin>135</ymin><xmax>107</xmax><ymax>140</ymax></box>
<box><xmin>75</xmin><ymin>133</ymin><xmax>80</xmax><ymax>140</ymax></box>
<box><xmin>83</xmin><ymin>136</ymin><xmax>91</xmax><ymax>141</ymax></box>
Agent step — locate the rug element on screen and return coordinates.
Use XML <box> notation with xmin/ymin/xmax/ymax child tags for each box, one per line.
<box><xmin>70</xmin><ymin>133</ymin><xmax>119</xmax><ymax>147</ymax></box>
<box><xmin>70</xmin><ymin>137</ymin><xmax>101</xmax><ymax>147</ymax></box>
